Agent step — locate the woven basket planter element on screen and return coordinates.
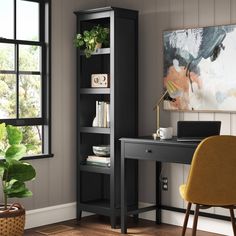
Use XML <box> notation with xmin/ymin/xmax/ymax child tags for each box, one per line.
<box><xmin>0</xmin><ymin>203</ymin><xmax>25</xmax><ymax>236</ymax></box>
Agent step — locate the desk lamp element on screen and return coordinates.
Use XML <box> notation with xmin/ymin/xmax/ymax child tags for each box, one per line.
<box><xmin>154</xmin><ymin>80</ymin><xmax>182</xmax><ymax>132</ymax></box>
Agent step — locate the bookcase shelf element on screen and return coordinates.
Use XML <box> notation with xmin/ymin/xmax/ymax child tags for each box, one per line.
<box><xmin>75</xmin><ymin>7</ymin><xmax>138</xmax><ymax>228</ymax></box>
<box><xmin>80</xmin><ymin>127</ymin><xmax>110</xmax><ymax>134</ymax></box>
<box><xmin>80</xmin><ymin>164</ymin><xmax>111</xmax><ymax>174</ymax></box>
<box><xmin>79</xmin><ymin>199</ymin><xmax>111</xmax><ymax>216</ymax></box>
<box><xmin>79</xmin><ymin>48</ymin><xmax>110</xmax><ymax>56</ymax></box>
<box><xmin>80</xmin><ymin>88</ymin><xmax>110</xmax><ymax>95</ymax></box>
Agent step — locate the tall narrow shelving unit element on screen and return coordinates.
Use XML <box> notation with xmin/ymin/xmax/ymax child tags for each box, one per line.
<box><xmin>75</xmin><ymin>7</ymin><xmax>138</xmax><ymax>227</ymax></box>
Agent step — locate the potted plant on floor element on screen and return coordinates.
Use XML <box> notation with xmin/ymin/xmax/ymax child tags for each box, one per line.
<box><xmin>0</xmin><ymin>123</ymin><xmax>36</xmax><ymax>236</ymax></box>
<box><xmin>74</xmin><ymin>24</ymin><xmax>109</xmax><ymax>58</ymax></box>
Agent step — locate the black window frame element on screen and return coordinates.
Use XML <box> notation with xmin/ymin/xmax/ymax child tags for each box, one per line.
<box><xmin>0</xmin><ymin>0</ymin><xmax>53</xmax><ymax>159</ymax></box>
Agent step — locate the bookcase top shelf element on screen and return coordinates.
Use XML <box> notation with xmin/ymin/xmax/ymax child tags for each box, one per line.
<box><xmin>80</xmin><ymin>88</ymin><xmax>110</xmax><ymax>95</ymax></box>
<box><xmin>74</xmin><ymin>6</ymin><xmax>138</xmax><ymax>16</ymax></box>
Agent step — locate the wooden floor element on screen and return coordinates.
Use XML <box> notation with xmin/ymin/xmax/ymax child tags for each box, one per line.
<box><xmin>25</xmin><ymin>215</ymin><xmax>224</xmax><ymax>235</ymax></box>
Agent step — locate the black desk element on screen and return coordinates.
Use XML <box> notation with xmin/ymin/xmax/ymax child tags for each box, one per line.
<box><xmin>120</xmin><ymin>137</ymin><xmax>198</xmax><ymax>234</ymax></box>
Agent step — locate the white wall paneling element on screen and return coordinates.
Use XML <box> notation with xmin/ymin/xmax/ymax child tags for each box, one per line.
<box><xmin>161</xmin><ymin>0</ymin><xmax>185</xmax><ymax>209</ymax></box>
<box><xmin>212</xmin><ymin>0</ymin><xmax>231</xmax><ymax>218</ymax></box>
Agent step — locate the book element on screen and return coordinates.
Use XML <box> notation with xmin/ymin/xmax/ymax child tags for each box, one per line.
<box><xmin>92</xmin><ymin>101</ymin><xmax>99</xmax><ymax>127</ymax></box>
<box><xmin>101</xmin><ymin>102</ymin><xmax>104</xmax><ymax>127</ymax></box>
<box><xmin>104</xmin><ymin>102</ymin><xmax>107</xmax><ymax>127</ymax></box>
<box><xmin>87</xmin><ymin>155</ymin><xmax>110</xmax><ymax>163</ymax></box>
<box><xmin>98</xmin><ymin>101</ymin><xmax>102</xmax><ymax>127</ymax></box>
<box><xmin>86</xmin><ymin>161</ymin><xmax>110</xmax><ymax>167</ymax></box>
<box><xmin>93</xmin><ymin>101</ymin><xmax>110</xmax><ymax>128</ymax></box>
<box><xmin>106</xmin><ymin>103</ymin><xmax>110</xmax><ymax>128</ymax></box>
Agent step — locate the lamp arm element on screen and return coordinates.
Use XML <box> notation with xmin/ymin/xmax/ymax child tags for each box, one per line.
<box><xmin>153</xmin><ymin>90</ymin><xmax>168</xmax><ymax>110</ymax></box>
<box><xmin>157</xmin><ymin>90</ymin><xmax>168</xmax><ymax>106</ymax></box>
<box><xmin>154</xmin><ymin>90</ymin><xmax>168</xmax><ymax>132</ymax></box>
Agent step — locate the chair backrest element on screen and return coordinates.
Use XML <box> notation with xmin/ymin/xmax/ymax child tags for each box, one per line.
<box><xmin>184</xmin><ymin>135</ymin><xmax>236</xmax><ymax>206</ymax></box>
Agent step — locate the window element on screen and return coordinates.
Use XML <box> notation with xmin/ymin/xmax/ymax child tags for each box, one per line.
<box><xmin>0</xmin><ymin>0</ymin><xmax>52</xmax><ymax>158</ymax></box>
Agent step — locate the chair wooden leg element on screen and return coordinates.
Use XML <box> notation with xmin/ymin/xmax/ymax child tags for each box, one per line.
<box><xmin>229</xmin><ymin>208</ymin><xmax>236</xmax><ymax>236</ymax></box>
<box><xmin>182</xmin><ymin>202</ymin><xmax>192</xmax><ymax>236</ymax></box>
<box><xmin>192</xmin><ymin>204</ymin><xmax>200</xmax><ymax>236</ymax></box>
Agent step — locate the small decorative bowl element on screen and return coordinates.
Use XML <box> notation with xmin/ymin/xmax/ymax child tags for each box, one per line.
<box><xmin>92</xmin><ymin>145</ymin><xmax>110</xmax><ymax>157</ymax></box>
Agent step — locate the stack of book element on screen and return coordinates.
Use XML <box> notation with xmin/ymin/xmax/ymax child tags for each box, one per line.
<box><xmin>86</xmin><ymin>155</ymin><xmax>110</xmax><ymax>167</ymax></box>
<box><xmin>93</xmin><ymin>101</ymin><xmax>110</xmax><ymax>128</ymax></box>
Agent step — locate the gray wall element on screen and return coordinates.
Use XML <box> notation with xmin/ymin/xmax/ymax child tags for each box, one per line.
<box><xmin>18</xmin><ymin>0</ymin><xmax>236</xmax><ymax>221</ymax></box>
<box><xmin>18</xmin><ymin>0</ymin><xmax>108</xmax><ymax>210</ymax></box>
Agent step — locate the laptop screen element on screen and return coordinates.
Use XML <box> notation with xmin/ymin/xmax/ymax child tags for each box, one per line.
<box><xmin>177</xmin><ymin>121</ymin><xmax>221</xmax><ymax>141</ymax></box>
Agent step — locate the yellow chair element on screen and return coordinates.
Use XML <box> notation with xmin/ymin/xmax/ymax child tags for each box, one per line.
<box><xmin>179</xmin><ymin>135</ymin><xmax>236</xmax><ymax>236</ymax></box>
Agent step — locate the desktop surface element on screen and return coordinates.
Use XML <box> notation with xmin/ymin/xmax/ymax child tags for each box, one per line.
<box><xmin>120</xmin><ymin>136</ymin><xmax>200</xmax><ymax>146</ymax></box>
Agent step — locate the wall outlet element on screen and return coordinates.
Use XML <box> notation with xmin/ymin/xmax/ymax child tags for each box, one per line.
<box><xmin>162</xmin><ymin>177</ymin><xmax>168</xmax><ymax>191</ymax></box>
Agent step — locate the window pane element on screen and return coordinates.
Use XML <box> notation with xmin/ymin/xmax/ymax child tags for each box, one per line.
<box><xmin>17</xmin><ymin>0</ymin><xmax>39</xmax><ymax>41</ymax></box>
<box><xmin>21</xmin><ymin>126</ymin><xmax>42</xmax><ymax>155</ymax></box>
<box><xmin>19</xmin><ymin>75</ymin><xmax>41</xmax><ymax>118</ymax></box>
<box><xmin>0</xmin><ymin>0</ymin><xmax>14</xmax><ymax>39</ymax></box>
<box><xmin>0</xmin><ymin>74</ymin><xmax>16</xmax><ymax>118</ymax></box>
<box><xmin>0</xmin><ymin>43</ymin><xmax>15</xmax><ymax>70</ymax></box>
<box><xmin>19</xmin><ymin>45</ymin><xmax>40</xmax><ymax>71</ymax></box>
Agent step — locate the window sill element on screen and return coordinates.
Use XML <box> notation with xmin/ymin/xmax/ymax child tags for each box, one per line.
<box><xmin>23</xmin><ymin>153</ymin><xmax>54</xmax><ymax>160</ymax></box>
<box><xmin>0</xmin><ymin>154</ymin><xmax>54</xmax><ymax>161</ymax></box>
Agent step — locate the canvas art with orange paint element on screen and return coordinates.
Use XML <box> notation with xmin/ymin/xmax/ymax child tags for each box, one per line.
<box><xmin>163</xmin><ymin>24</ymin><xmax>236</xmax><ymax>112</ymax></box>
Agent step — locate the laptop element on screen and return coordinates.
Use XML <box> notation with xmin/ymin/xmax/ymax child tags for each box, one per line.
<box><xmin>177</xmin><ymin>121</ymin><xmax>221</xmax><ymax>142</ymax></box>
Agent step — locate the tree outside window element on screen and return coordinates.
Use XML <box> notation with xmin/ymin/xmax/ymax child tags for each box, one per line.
<box><xmin>0</xmin><ymin>0</ymin><xmax>51</xmax><ymax>158</ymax></box>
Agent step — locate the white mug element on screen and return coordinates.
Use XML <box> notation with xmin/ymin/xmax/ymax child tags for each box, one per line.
<box><xmin>157</xmin><ymin>127</ymin><xmax>173</xmax><ymax>140</ymax></box>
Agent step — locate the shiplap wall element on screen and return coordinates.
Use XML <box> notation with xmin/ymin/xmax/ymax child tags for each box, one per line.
<box><xmin>106</xmin><ymin>0</ymin><xmax>236</xmax><ymax>218</ymax></box>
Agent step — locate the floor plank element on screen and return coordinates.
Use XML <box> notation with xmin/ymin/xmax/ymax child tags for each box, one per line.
<box><xmin>25</xmin><ymin>215</ymin><xmax>224</xmax><ymax>235</ymax></box>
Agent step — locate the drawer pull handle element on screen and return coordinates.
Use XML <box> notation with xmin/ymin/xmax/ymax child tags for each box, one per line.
<box><xmin>145</xmin><ymin>149</ymin><xmax>152</xmax><ymax>153</ymax></box>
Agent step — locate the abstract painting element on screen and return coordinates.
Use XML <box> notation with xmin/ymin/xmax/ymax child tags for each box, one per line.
<box><xmin>163</xmin><ymin>24</ymin><xmax>236</xmax><ymax>112</ymax></box>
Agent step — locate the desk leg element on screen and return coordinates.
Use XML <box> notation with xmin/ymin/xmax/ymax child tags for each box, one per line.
<box><xmin>110</xmin><ymin>215</ymin><xmax>117</xmax><ymax>229</ymax></box>
<box><xmin>77</xmin><ymin>209</ymin><xmax>82</xmax><ymax>221</ymax></box>
<box><xmin>156</xmin><ymin>162</ymin><xmax>162</xmax><ymax>224</ymax></box>
<box><xmin>121</xmin><ymin>142</ymin><xmax>127</xmax><ymax>234</ymax></box>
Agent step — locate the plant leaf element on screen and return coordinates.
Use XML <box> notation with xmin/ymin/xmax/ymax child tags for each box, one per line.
<box><xmin>7</xmin><ymin>189</ymin><xmax>33</xmax><ymax>198</ymax></box>
<box><xmin>5</xmin><ymin>144</ymin><xmax>26</xmax><ymax>161</ymax></box>
<box><xmin>7</xmin><ymin>161</ymin><xmax>36</xmax><ymax>182</ymax></box>
<box><xmin>6</xmin><ymin>125</ymin><xmax>23</xmax><ymax>145</ymax></box>
<box><xmin>5</xmin><ymin>180</ymin><xmax>26</xmax><ymax>195</ymax></box>
<box><xmin>76</xmin><ymin>33</ymin><xmax>82</xmax><ymax>39</ymax></box>
<box><xmin>84</xmin><ymin>30</ymin><xmax>89</xmax><ymax>37</ymax></box>
<box><xmin>0</xmin><ymin>123</ymin><xmax>6</xmax><ymax>141</ymax></box>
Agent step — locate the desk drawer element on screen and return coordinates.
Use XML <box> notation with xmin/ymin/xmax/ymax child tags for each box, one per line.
<box><xmin>124</xmin><ymin>142</ymin><xmax>194</xmax><ymax>164</ymax></box>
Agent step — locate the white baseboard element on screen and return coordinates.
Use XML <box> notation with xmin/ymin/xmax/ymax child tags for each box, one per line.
<box><xmin>139</xmin><ymin>202</ymin><xmax>232</xmax><ymax>236</ymax></box>
<box><xmin>25</xmin><ymin>202</ymin><xmax>92</xmax><ymax>229</ymax></box>
<box><xmin>25</xmin><ymin>201</ymin><xmax>232</xmax><ymax>235</ymax></box>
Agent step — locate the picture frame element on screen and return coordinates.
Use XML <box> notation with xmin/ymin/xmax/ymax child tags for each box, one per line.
<box><xmin>163</xmin><ymin>24</ymin><xmax>236</xmax><ymax>112</ymax></box>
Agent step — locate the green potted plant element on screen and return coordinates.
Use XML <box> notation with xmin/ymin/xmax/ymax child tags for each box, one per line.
<box><xmin>74</xmin><ymin>24</ymin><xmax>109</xmax><ymax>58</ymax></box>
<box><xmin>0</xmin><ymin>123</ymin><xmax>36</xmax><ymax>235</ymax></box>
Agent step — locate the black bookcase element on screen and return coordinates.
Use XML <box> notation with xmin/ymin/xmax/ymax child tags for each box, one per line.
<box><xmin>75</xmin><ymin>7</ymin><xmax>138</xmax><ymax>227</ymax></box>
